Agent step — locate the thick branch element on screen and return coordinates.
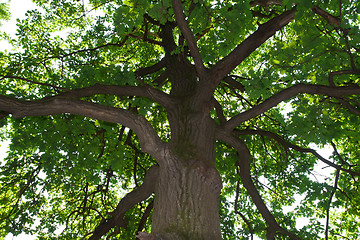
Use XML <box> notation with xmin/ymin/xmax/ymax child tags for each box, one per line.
<box><xmin>312</xmin><ymin>5</ymin><xmax>341</xmax><ymax>27</ymax></box>
<box><xmin>0</xmin><ymin>96</ymin><xmax>166</xmax><ymax>160</ymax></box>
<box><xmin>89</xmin><ymin>165</ymin><xmax>159</xmax><ymax>240</ymax></box>
<box><xmin>216</xmin><ymin>131</ymin><xmax>300</xmax><ymax>240</ymax></box>
<box><xmin>58</xmin><ymin>84</ymin><xmax>174</xmax><ymax>109</ymax></box>
<box><xmin>222</xmin><ymin>75</ymin><xmax>246</xmax><ymax>92</ymax></box>
<box><xmin>208</xmin><ymin>8</ymin><xmax>296</xmax><ymax>89</ymax></box>
<box><xmin>172</xmin><ymin>0</ymin><xmax>206</xmax><ymax>79</ymax></box>
<box><xmin>224</xmin><ymin>83</ymin><xmax>360</xmax><ymax>130</ymax></box>
<box><xmin>135</xmin><ymin>58</ymin><xmax>166</xmax><ymax>77</ymax></box>
<box><xmin>235</xmin><ymin>129</ymin><xmax>360</xmax><ymax>176</ymax></box>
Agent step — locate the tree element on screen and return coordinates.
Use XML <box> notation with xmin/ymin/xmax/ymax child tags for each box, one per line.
<box><xmin>0</xmin><ymin>0</ymin><xmax>360</xmax><ymax>239</ymax></box>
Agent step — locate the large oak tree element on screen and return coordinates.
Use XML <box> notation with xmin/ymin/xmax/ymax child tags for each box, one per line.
<box><xmin>1</xmin><ymin>0</ymin><xmax>360</xmax><ymax>239</ymax></box>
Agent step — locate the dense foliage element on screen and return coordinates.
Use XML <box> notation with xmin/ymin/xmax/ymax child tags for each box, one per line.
<box><xmin>0</xmin><ymin>0</ymin><xmax>360</xmax><ymax>239</ymax></box>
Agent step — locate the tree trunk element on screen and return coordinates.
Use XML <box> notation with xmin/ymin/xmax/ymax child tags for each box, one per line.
<box><xmin>150</xmin><ymin>104</ymin><xmax>223</xmax><ymax>239</ymax></box>
<box><xmin>151</xmin><ymin>156</ymin><xmax>222</xmax><ymax>240</ymax></box>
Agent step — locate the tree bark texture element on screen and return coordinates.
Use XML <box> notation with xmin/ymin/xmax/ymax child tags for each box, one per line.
<box><xmin>152</xmin><ymin>155</ymin><xmax>222</xmax><ymax>240</ymax></box>
<box><xmin>152</xmin><ymin>159</ymin><xmax>221</xmax><ymax>240</ymax></box>
<box><xmin>150</xmin><ymin>101</ymin><xmax>223</xmax><ymax>239</ymax></box>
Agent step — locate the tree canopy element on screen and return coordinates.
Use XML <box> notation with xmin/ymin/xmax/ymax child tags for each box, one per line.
<box><xmin>0</xmin><ymin>0</ymin><xmax>360</xmax><ymax>239</ymax></box>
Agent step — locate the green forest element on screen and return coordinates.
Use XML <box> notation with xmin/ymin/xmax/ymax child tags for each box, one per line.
<box><xmin>0</xmin><ymin>0</ymin><xmax>360</xmax><ymax>239</ymax></box>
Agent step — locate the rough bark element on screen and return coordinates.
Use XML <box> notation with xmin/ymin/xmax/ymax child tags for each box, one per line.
<box><xmin>151</xmin><ymin>147</ymin><xmax>222</xmax><ymax>240</ymax></box>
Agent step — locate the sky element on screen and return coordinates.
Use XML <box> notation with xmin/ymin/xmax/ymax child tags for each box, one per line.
<box><xmin>0</xmin><ymin>1</ymin><xmax>335</xmax><ymax>239</ymax></box>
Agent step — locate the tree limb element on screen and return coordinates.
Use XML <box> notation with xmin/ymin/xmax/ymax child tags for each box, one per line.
<box><xmin>172</xmin><ymin>0</ymin><xmax>206</xmax><ymax>79</ymax></box>
<box><xmin>88</xmin><ymin>165</ymin><xmax>159</xmax><ymax>240</ymax></box>
<box><xmin>223</xmin><ymin>83</ymin><xmax>360</xmax><ymax>130</ymax></box>
<box><xmin>207</xmin><ymin>7</ymin><xmax>296</xmax><ymax>92</ymax></box>
<box><xmin>337</xmin><ymin>97</ymin><xmax>360</xmax><ymax>117</ymax></box>
<box><xmin>135</xmin><ymin>58</ymin><xmax>166</xmax><ymax>77</ymax></box>
<box><xmin>312</xmin><ymin>5</ymin><xmax>341</xmax><ymax>27</ymax></box>
<box><xmin>212</xmin><ymin>97</ymin><xmax>226</xmax><ymax>124</ymax></box>
<box><xmin>234</xmin><ymin>168</ymin><xmax>254</xmax><ymax>239</ymax></box>
<box><xmin>216</xmin><ymin>131</ymin><xmax>300</xmax><ymax>240</ymax></box>
<box><xmin>57</xmin><ymin>84</ymin><xmax>174</xmax><ymax>109</ymax></box>
<box><xmin>328</xmin><ymin>70</ymin><xmax>360</xmax><ymax>86</ymax></box>
<box><xmin>137</xmin><ymin>200</ymin><xmax>154</xmax><ymax>233</ymax></box>
<box><xmin>0</xmin><ymin>95</ymin><xmax>166</xmax><ymax>160</ymax></box>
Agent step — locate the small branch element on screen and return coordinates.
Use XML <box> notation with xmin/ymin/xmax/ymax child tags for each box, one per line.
<box><xmin>1</xmin><ymin>164</ymin><xmax>41</xmax><ymax>222</ymax></box>
<box><xmin>212</xmin><ymin>97</ymin><xmax>226</xmax><ymax>124</ymax></box>
<box><xmin>128</xmin><ymin>33</ymin><xmax>162</xmax><ymax>46</ymax></box>
<box><xmin>328</xmin><ymin>70</ymin><xmax>360</xmax><ymax>86</ymax></box>
<box><xmin>328</xmin><ymin>70</ymin><xmax>360</xmax><ymax>116</ymax></box>
<box><xmin>233</xmin><ymin>129</ymin><xmax>360</xmax><ymax>176</ymax></box>
<box><xmin>136</xmin><ymin>232</ymin><xmax>155</xmax><ymax>240</ymax></box>
<box><xmin>58</xmin><ymin>40</ymin><xmax>129</xmax><ymax>59</ymax></box>
<box><xmin>144</xmin><ymin>14</ymin><xmax>161</xmax><ymax>26</ymax></box>
<box><xmin>324</xmin><ymin>142</ymin><xmax>344</xmax><ymax>240</ymax></box>
<box><xmin>222</xmin><ymin>75</ymin><xmax>246</xmax><ymax>92</ymax></box>
<box><xmin>325</xmin><ymin>168</ymin><xmax>340</xmax><ymax>240</ymax></box>
<box><xmin>234</xmin><ymin>167</ymin><xmax>254</xmax><ymax>239</ymax></box>
<box><xmin>1</xmin><ymin>75</ymin><xmax>70</xmax><ymax>91</ymax></box>
<box><xmin>172</xmin><ymin>0</ymin><xmax>206</xmax><ymax>79</ymax></box>
<box><xmin>250</xmin><ymin>0</ymin><xmax>283</xmax><ymax>7</ymax></box>
<box><xmin>137</xmin><ymin>200</ymin><xmax>154</xmax><ymax>232</ymax></box>
<box><xmin>337</xmin><ymin>98</ymin><xmax>360</xmax><ymax>116</ymax></box>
